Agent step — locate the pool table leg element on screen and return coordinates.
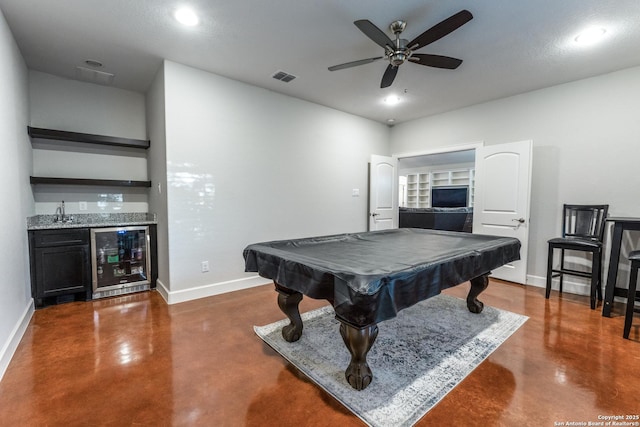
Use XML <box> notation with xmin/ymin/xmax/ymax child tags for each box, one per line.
<box><xmin>339</xmin><ymin>322</ymin><xmax>379</xmax><ymax>391</ymax></box>
<box><xmin>275</xmin><ymin>283</ymin><xmax>304</xmax><ymax>342</ymax></box>
<box><xmin>467</xmin><ymin>273</ymin><xmax>490</xmax><ymax>314</ymax></box>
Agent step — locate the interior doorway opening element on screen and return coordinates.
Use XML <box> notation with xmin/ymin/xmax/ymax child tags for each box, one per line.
<box><xmin>398</xmin><ymin>149</ymin><xmax>476</xmax><ymax>208</ymax></box>
<box><xmin>395</xmin><ymin>146</ymin><xmax>478</xmax><ymax>234</ymax></box>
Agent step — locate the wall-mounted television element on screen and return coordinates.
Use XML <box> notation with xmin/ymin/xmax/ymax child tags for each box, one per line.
<box><xmin>431</xmin><ymin>186</ymin><xmax>468</xmax><ymax>208</ymax></box>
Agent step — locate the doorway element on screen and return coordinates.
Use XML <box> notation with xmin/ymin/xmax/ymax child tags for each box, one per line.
<box><xmin>398</xmin><ymin>149</ymin><xmax>476</xmax><ymax>209</ymax></box>
<box><xmin>382</xmin><ymin>141</ymin><xmax>532</xmax><ymax>285</ymax></box>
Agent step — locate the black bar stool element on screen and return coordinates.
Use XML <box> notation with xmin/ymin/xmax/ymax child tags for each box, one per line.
<box><xmin>546</xmin><ymin>204</ymin><xmax>609</xmax><ymax>309</ymax></box>
<box><xmin>623</xmin><ymin>251</ymin><xmax>640</xmax><ymax>339</ymax></box>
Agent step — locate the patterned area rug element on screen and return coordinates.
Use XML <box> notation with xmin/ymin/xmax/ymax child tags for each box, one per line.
<box><xmin>255</xmin><ymin>294</ymin><xmax>527</xmax><ymax>427</ymax></box>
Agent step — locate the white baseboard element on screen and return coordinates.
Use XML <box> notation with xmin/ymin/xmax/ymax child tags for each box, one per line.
<box><xmin>155</xmin><ymin>278</ymin><xmax>170</xmax><ymax>302</ymax></box>
<box><xmin>156</xmin><ymin>275</ymin><xmax>270</xmax><ymax>305</ymax></box>
<box><xmin>0</xmin><ymin>299</ymin><xmax>34</xmax><ymax>382</ymax></box>
<box><xmin>155</xmin><ymin>273</ymin><xmax>596</xmax><ymax>305</ymax></box>
<box><xmin>526</xmin><ymin>273</ymin><xmax>591</xmax><ymax>296</ymax></box>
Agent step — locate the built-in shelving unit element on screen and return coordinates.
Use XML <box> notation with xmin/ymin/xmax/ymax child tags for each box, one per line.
<box><xmin>28</xmin><ymin>126</ymin><xmax>152</xmax><ymax>188</ymax></box>
<box><xmin>406</xmin><ymin>174</ymin><xmax>418</xmax><ymax>208</ymax></box>
<box><xmin>417</xmin><ymin>173</ymin><xmax>430</xmax><ymax>208</ymax></box>
<box><xmin>451</xmin><ymin>170</ymin><xmax>471</xmax><ymax>185</ymax></box>
<box><xmin>431</xmin><ymin>171</ymin><xmax>451</xmax><ymax>187</ymax></box>
<box><xmin>469</xmin><ymin>169</ymin><xmax>476</xmax><ymax>207</ymax></box>
<box><xmin>403</xmin><ymin>168</ymin><xmax>475</xmax><ymax>208</ymax></box>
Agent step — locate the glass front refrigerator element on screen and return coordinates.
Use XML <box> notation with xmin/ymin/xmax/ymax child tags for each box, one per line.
<box><xmin>91</xmin><ymin>226</ymin><xmax>151</xmax><ymax>299</ymax></box>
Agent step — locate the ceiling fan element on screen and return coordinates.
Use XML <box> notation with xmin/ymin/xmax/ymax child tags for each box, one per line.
<box><xmin>328</xmin><ymin>10</ymin><xmax>473</xmax><ymax>88</ymax></box>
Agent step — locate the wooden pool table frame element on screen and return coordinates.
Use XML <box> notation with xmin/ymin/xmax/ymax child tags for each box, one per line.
<box><xmin>273</xmin><ymin>273</ymin><xmax>489</xmax><ymax>390</ymax></box>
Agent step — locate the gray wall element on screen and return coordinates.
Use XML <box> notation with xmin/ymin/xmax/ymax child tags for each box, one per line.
<box><xmin>390</xmin><ymin>65</ymin><xmax>640</xmax><ymax>290</ymax></box>
<box><xmin>145</xmin><ymin>64</ymin><xmax>170</xmax><ymax>296</ymax></box>
<box><xmin>158</xmin><ymin>60</ymin><xmax>390</xmax><ymax>302</ymax></box>
<box><xmin>0</xmin><ymin>9</ymin><xmax>33</xmax><ymax>380</ymax></box>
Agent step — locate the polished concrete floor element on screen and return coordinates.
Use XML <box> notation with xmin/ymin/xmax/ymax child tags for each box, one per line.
<box><xmin>0</xmin><ymin>280</ymin><xmax>638</xmax><ymax>426</ymax></box>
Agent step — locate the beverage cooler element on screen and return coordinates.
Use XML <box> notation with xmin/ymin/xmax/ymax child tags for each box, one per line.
<box><xmin>91</xmin><ymin>226</ymin><xmax>151</xmax><ymax>299</ymax></box>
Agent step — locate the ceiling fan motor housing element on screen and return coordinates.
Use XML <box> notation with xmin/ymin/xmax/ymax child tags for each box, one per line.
<box><xmin>389</xmin><ymin>38</ymin><xmax>410</xmax><ymax>66</ymax></box>
<box><xmin>390</xmin><ymin>50</ymin><xmax>408</xmax><ymax>66</ymax></box>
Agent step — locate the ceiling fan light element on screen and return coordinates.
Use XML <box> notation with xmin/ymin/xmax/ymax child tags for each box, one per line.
<box><xmin>175</xmin><ymin>7</ymin><xmax>199</xmax><ymax>26</ymax></box>
<box><xmin>390</xmin><ymin>52</ymin><xmax>407</xmax><ymax>66</ymax></box>
<box><xmin>575</xmin><ymin>27</ymin><xmax>606</xmax><ymax>45</ymax></box>
<box><xmin>384</xmin><ymin>95</ymin><xmax>401</xmax><ymax>106</ymax></box>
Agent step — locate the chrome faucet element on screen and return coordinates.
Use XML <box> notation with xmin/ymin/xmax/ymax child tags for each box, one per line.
<box><xmin>54</xmin><ymin>201</ymin><xmax>67</xmax><ymax>222</ymax></box>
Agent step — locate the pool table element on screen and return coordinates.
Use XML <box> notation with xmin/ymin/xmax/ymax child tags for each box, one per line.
<box><xmin>244</xmin><ymin>228</ymin><xmax>520</xmax><ymax>390</ymax></box>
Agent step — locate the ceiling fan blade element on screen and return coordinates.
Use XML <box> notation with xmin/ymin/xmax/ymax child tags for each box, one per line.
<box><xmin>409</xmin><ymin>54</ymin><xmax>463</xmax><ymax>69</ymax></box>
<box><xmin>380</xmin><ymin>65</ymin><xmax>398</xmax><ymax>88</ymax></box>
<box><xmin>408</xmin><ymin>10</ymin><xmax>473</xmax><ymax>51</ymax></box>
<box><xmin>328</xmin><ymin>56</ymin><xmax>384</xmax><ymax>71</ymax></box>
<box><xmin>354</xmin><ymin>20</ymin><xmax>394</xmax><ymax>50</ymax></box>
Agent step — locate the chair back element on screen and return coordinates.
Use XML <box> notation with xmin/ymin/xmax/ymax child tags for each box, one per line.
<box><xmin>562</xmin><ymin>204</ymin><xmax>609</xmax><ymax>241</ymax></box>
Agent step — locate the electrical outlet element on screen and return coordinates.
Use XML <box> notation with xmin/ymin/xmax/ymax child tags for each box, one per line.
<box><xmin>352</xmin><ymin>188</ymin><xmax>360</xmax><ymax>197</ymax></box>
<box><xmin>201</xmin><ymin>261</ymin><xmax>209</xmax><ymax>273</ymax></box>
<box><xmin>79</xmin><ymin>201</ymin><xmax>88</xmax><ymax>211</ymax></box>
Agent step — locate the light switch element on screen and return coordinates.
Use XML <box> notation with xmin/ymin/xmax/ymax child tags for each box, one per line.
<box><xmin>352</xmin><ymin>188</ymin><xmax>360</xmax><ymax>197</ymax></box>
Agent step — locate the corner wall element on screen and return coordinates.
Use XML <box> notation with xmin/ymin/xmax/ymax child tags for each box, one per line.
<box><xmin>0</xmin><ymin>9</ymin><xmax>34</xmax><ymax>381</ymax></box>
<box><xmin>145</xmin><ymin>64</ymin><xmax>170</xmax><ymax>296</ymax></box>
<box><xmin>161</xmin><ymin>60</ymin><xmax>390</xmax><ymax>302</ymax></box>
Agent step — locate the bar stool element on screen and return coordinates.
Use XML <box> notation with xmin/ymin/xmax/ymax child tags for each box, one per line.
<box><xmin>623</xmin><ymin>251</ymin><xmax>640</xmax><ymax>339</ymax></box>
<box><xmin>546</xmin><ymin>204</ymin><xmax>609</xmax><ymax>309</ymax></box>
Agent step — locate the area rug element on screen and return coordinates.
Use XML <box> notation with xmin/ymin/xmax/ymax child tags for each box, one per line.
<box><xmin>254</xmin><ymin>294</ymin><xmax>527</xmax><ymax>427</ymax></box>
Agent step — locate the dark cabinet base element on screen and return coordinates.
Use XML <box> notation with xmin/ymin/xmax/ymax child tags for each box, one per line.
<box><xmin>28</xmin><ymin>224</ymin><xmax>157</xmax><ymax>308</ymax></box>
<box><xmin>35</xmin><ymin>292</ymin><xmax>91</xmax><ymax>309</ymax></box>
<box><xmin>29</xmin><ymin>228</ymin><xmax>92</xmax><ymax>309</ymax></box>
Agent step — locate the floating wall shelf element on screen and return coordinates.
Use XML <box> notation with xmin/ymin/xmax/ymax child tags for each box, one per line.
<box><xmin>28</xmin><ymin>126</ymin><xmax>150</xmax><ymax>149</ymax></box>
<box><xmin>28</xmin><ymin>126</ymin><xmax>151</xmax><ymax>189</ymax></box>
<box><xmin>30</xmin><ymin>177</ymin><xmax>152</xmax><ymax>188</ymax></box>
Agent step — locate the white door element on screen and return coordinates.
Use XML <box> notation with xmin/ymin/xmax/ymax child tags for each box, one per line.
<box><xmin>369</xmin><ymin>155</ymin><xmax>398</xmax><ymax>231</ymax></box>
<box><xmin>473</xmin><ymin>140</ymin><xmax>532</xmax><ymax>284</ymax></box>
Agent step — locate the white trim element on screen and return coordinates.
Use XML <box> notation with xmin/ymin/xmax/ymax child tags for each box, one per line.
<box><xmin>0</xmin><ymin>299</ymin><xmax>35</xmax><ymax>382</ymax></box>
<box><xmin>526</xmin><ymin>273</ymin><xmax>591</xmax><ymax>296</ymax></box>
<box><xmin>155</xmin><ymin>279</ymin><xmax>170</xmax><ymax>303</ymax></box>
<box><xmin>527</xmin><ymin>273</ymin><xmax>630</xmax><ymax>305</ymax></box>
<box><xmin>393</xmin><ymin>141</ymin><xmax>484</xmax><ymax>160</ymax></box>
<box><xmin>158</xmin><ymin>275</ymin><xmax>270</xmax><ymax>305</ymax></box>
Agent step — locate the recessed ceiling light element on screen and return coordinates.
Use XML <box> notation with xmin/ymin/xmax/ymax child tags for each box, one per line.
<box><xmin>387</xmin><ymin>118</ymin><xmax>396</xmax><ymax>123</ymax></box>
<box><xmin>175</xmin><ymin>7</ymin><xmax>199</xmax><ymax>26</ymax></box>
<box><xmin>384</xmin><ymin>95</ymin><xmax>401</xmax><ymax>106</ymax></box>
<box><xmin>575</xmin><ymin>27</ymin><xmax>606</xmax><ymax>45</ymax></box>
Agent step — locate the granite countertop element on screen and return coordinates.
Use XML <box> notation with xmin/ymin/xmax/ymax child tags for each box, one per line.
<box><xmin>27</xmin><ymin>213</ymin><xmax>157</xmax><ymax>230</ymax></box>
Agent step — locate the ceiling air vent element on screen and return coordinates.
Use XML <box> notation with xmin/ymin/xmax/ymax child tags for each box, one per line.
<box><xmin>272</xmin><ymin>70</ymin><xmax>297</xmax><ymax>83</ymax></box>
<box><xmin>75</xmin><ymin>66</ymin><xmax>115</xmax><ymax>85</ymax></box>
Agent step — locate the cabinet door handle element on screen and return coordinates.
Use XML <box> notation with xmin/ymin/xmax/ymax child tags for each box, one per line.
<box><xmin>512</xmin><ymin>218</ymin><xmax>525</xmax><ymax>224</ymax></box>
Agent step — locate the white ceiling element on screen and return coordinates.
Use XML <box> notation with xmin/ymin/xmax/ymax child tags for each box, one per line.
<box><xmin>2</xmin><ymin>0</ymin><xmax>640</xmax><ymax>124</ymax></box>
